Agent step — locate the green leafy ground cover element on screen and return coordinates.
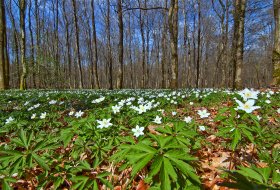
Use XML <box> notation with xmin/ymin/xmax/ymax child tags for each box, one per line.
<box><xmin>0</xmin><ymin>89</ymin><xmax>279</xmax><ymax>190</ymax></box>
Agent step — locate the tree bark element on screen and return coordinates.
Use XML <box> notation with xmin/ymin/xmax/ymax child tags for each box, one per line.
<box><xmin>0</xmin><ymin>0</ymin><xmax>7</xmax><ymax>89</ymax></box>
<box><xmin>139</xmin><ymin>0</ymin><xmax>146</xmax><ymax>88</ymax></box>
<box><xmin>19</xmin><ymin>0</ymin><xmax>27</xmax><ymax>90</ymax></box>
<box><xmin>91</xmin><ymin>0</ymin><xmax>100</xmax><ymax>89</ymax></box>
<box><xmin>117</xmin><ymin>0</ymin><xmax>124</xmax><ymax>89</ymax></box>
<box><xmin>28</xmin><ymin>0</ymin><xmax>36</xmax><ymax>88</ymax></box>
<box><xmin>62</xmin><ymin>1</ymin><xmax>72</xmax><ymax>89</ymax></box>
<box><xmin>106</xmin><ymin>0</ymin><xmax>113</xmax><ymax>89</ymax></box>
<box><xmin>273</xmin><ymin>0</ymin><xmax>280</xmax><ymax>86</ymax></box>
<box><xmin>72</xmin><ymin>0</ymin><xmax>84</xmax><ymax>89</ymax></box>
<box><xmin>161</xmin><ymin>0</ymin><xmax>168</xmax><ymax>88</ymax></box>
<box><xmin>196</xmin><ymin>0</ymin><xmax>201</xmax><ymax>88</ymax></box>
<box><xmin>168</xmin><ymin>0</ymin><xmax>179</xmax><ymax>89</ymax></box>
<box><xmin>232</xmin><ymin>0</ymin><xmax>246</xmax><ymax>89</ymax></box>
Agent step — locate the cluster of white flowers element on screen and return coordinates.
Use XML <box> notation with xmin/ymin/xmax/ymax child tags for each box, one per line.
<box><xmin>92</xmin><ymin>97</ymin><xmax>105</xmax><ymax>103</ymax></box>
<box><xmin>68</xmin><ymin>110</ymin><xmax>84</xmax><ymax>118</ymax></box>
<box><xmin>97</xmin><ymin>118</ymin><xmax>113</xmax><ymax>129</ymax></box>
<box><xmin>31</xmin><ymin>113</ymin><xmax>36</xmax><ymax>119</ymax></box>
<box><xmin>27</xmin><ymin>103</ymin><xmax>40</xmax><ymax>111</ymax></box>
<box><xmin>40</xmin><ymin>112</ymin><xmax>47</xmax><ymax>119</ymax></box>
<box><xmin>197</xmin><ymin>109</ymin><xmax>210</xmax><ymax>119</ymax></box>
<box><xmin>132</xmin><ymin>102</ymin><xmax>154</xmax><ymax>114</ymax></box>
<box><xmin>49</xmin><ymin>100</ymin><xmax>57</xmax><ymax>105</ymax></box>
<box><xmin>112</xmin><ymin>105</ymin><xmax>122</xmax><ymax>114</ymax></box>
<box><xmin>5</xmin><ymin>117</ymin><xmax>14</xmax><ymax>124</ymax></box>
<box><xmin>236</xmin><ymin>88</ymin><xmax>260</xmax><ymax>113</ymax></box>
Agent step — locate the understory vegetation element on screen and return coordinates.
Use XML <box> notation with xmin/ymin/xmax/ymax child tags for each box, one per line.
<box><xmin>0</xmin><ymin>89</ymin><xmax>279</xmax><ymax>189</ymax></box>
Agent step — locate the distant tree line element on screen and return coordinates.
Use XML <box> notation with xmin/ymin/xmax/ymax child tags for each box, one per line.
<box><xmin>0</xmin><ymin>0</ymin><xmax>279</xmax><ymax>90</ymax></box>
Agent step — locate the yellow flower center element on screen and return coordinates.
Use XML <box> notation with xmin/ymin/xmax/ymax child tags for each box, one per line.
<box><xmin>244</xmin><ymin>104</ymin><xmax>250</xmax><ymax>109</ymax></box>
<box><xmin>245</xmin><ymin>92</ymin><xmax>251</xmax><ymax>97</ymax></box>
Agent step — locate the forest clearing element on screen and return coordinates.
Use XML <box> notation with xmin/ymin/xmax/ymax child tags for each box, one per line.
<box><xmin>0</xmin><ymin>89</ymin><xmax>279</xmax><ymax>189</ymax></box>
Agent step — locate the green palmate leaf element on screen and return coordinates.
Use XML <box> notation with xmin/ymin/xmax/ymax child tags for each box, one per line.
<box><xmin>26</xmin><ymin>153</ymin><xmax>33</xmax><ymax>168</ymax></box>
<box><xmin>131</xmin><ymin>153</ymin><xmax>154</xmax><ymax>178</ymax></box>
<box><xmin>164</xmin><ymin>150</ymin><xmax>196</xmax><ymax>161</ymax></box>
<box><xmin>53</xmin><ymin>177</ymin><xmax>64</xmax><ymax>190</ymax></box>
<box><xmin>0</xmin><ymin>155</ymin><xmax>20</xmax><ymax>162</ymax></box>
<box><xmin>33</xmin><ymin>140</ymin><xmax>47</xmax><ymax>152</ymax></box>
<box><xmin>257</xmin><ymin>167</ymin><xmax>271</xmax><ymax>184</ymax></box>
<box><xmin>127</xmin><ymin>152</ymin><xmax>150</xmax><ymax>164</ymax></box>
<box><xmin>237</xmin><ymin>167</ymin><xmax>264</xmax><ymax>183</ymax></box>
<box><xmin>132</xmin><ymin>143</ymin><xmax>157</xmax><ymax>154</ymax></box>
<box><xmin>93</xmin><ymin>180</ymin><xmax>99</xmax><ymax>190</ymax></box>
<box><xmin>11</xmin><ymin>138</ymin><xmax>25</xmax><ymax>148</ymax></box>
<box><xmin>97</xmin><ymin>171</ymin><xmax>111</xmax><ymax>178</ymax></box>
<box><xmin>168</xmin><ymin>157</ymin><xmax>200</xmax><ymax>185</ymax></box>
<box><xmin>272</xmin><ymin>170</ymin><xmax>280</xmax><ymax>184</ymax></box>
<box><xmin>157</xmin><ymin>136</ymin><xmax>173</xmax><ymax>148</ymax></box>
<box><xmin>10</xmin><ymin>156</ymin><xmax>23</xmax><ymax>175</ymax></box>
<box><xmin>160</xmin><ymin>164</ymin><xmax>171</xmax><ymax>190</ymax></box>
<box><xmin>72</xmin><ymin>176</ymin><xmax>89</xmax><ymax>188</ymax></box>
<box><xmin>231</xmin><ymin>129</ymin><xmax>241</xmax><ymax>150</ymax></box>
<box><xmin>155</xmin><ymin>126</ymin><xmax>172</xmax><ymax>134</ymax></box>
<box><xmin>78</xmin><ymin>160</ymin><xmax>91</xmax><ymax>170</ymax></box>
<box><xmin>72</xmin><ymin>180</ymin><xmax>87</xmax><ymax>190</ymax></box>
<box><xmin>98</xmin><ymin>177</ymin><xmax>113</xmax><ymax>189</ymax></box>
<box><xmin>32</xmin><ymin>153</ymin><xmax>50</xmax><ymax>171</ymax></box>
<box><xmin>175</xmin><ymin>136</ymin><xmax>191</xmax><ymax>146</ymax></box>
<box><xmin>26</xmin><ymin>131</ymin><xmax>34</xmax><ymax>147</ymax></box>
<box><xmin>240</xmin><ymin>128</ymin><xmax>254</xmax><ymax>143</ymax></box>
<box><xmin>60</xmin><ymin>128</ymin><xmax>74</xmax><ymax>148</ymax></box>
<box><xmin>19</xmin><ymin>129</ymin><xmax>28</xmax><ymax>149</ymax></box>
<box><xmin>3</xmin><ymin>179</ymin><xmax>12</xmax><ymax>190</ymax></box>
<box><xmin>163</xmin><ymin>157</ymin><xmax>177</xmax><ymax>181</ymax></box>
<box><xmin>148</xmin><ymin>155</ymin><xmax>163</xmax><ymax>179</ymax></box>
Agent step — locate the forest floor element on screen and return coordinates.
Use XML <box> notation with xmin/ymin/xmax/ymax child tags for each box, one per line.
<box><xmin>0</xmin><ymin>88</ymin><xmax>279</xmax><ymax>190</ymax></box>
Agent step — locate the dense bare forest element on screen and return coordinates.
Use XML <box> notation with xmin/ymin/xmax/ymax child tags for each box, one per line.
<box><xmin>0</xmin><ymin>0</ymin><xmax>279</xmax><ymax>89</ymax></box>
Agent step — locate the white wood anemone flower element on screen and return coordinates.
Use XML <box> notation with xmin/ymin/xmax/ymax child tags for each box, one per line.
<box><xmin>238</xmin><ymin>88</ymin><xmax>259</xmax><ymax>101</ymax></box>
<box><xmin>96</xmin><ymin>118</ymin><xmax>113</xmax><ymax>129</ymax></box>
<box><xmin>132</xmin><ymin>125</ymin><xmax>144</xmax><ymax>137</ymax></box>
<box><xmin>235</xmin><ymin>99</ymin><xmax>260</xmax><ymax>113</ymax></box>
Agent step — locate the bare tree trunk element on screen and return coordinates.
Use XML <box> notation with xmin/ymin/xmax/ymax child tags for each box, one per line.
<box><xmin>62</xmin><ymin>1</ymin><xmax>72</xmax><ymax>89</ymax></box>
<box><xmin>168</xmin><ymin>0</ymin><xmax>179</xmax><ymax>89</ymax></box>
<box><xmin>72</xmin><ymin>0</ymin><xmax>84</xmax><ymax>89</ymax></box>
<box><xmin>0</xmin><ymin>0</ymin><xmax>7</xmax><ymax>89</ymax></box>
<box><xmin>196</xmin><ymin>0</ymin><xmax>201</xmax><ymax>88</ymax></box>
<box><xmin>91</xmin><ymin>0</ymin><xmax>100</xmax><ymax>89</ymax></box>
<box><xmin>161</xmin><ymin>0</ymin><xmax>168</xmax><ymax>88</ymax></box>
<box><xmin>225</xmin><ymin>0</ymin><xmax>230</xmax><ymax>87</ymax></box>
<box><xmin>35</xmin><ymin>0</ymin><xmax>41</xmax><ymax>88</ymax></box>
<box><xmin>273</xmin><ymin>0</ymin><xmax>280</xmax><ymax>86</ymax></box>
<box><xmin>192</xmin><ymin>13</ymin><xmax>196</xmax><ymax>87</ymax></box>
<box><xmin>54</xmin><ymin>0</ymin><xmax>59</xmax><ymax>88</ymax></box>
<box><xmin>139</xmin><ymin>0</ymin><xmax>146</xmax><ymax>88</ymax></box>
<box><xmin>128</xmin><ymin>11</ymin><xmax>134</xmax><ymax>88</ymax></box>
<box><xmin>232</xmin><ymin>0</ymin><xmax>246</xmax><ymax>89</ymax></box>
<box><xmin>84</xmin><ymin>5</ymin><xmax>94</xmax><ymax>89</ymax></box>
<box><xmin>106</xmin><ymin>0</ymin><xmax>113</xmax><ymax>89</ymax></box>
<box><xmin>19</xmin><ymin>0</ymin><xmax>27</xmax><ymax>90</ymax></box>
<box><xmin>117</xmin><ymin>0</ymin><xmax>124</xmax><ymax>89</ymax></box>
<box><xmin>28</xmin><ymin>0</ymin><xmax>36</xmax><ymax>88</ymax></box>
